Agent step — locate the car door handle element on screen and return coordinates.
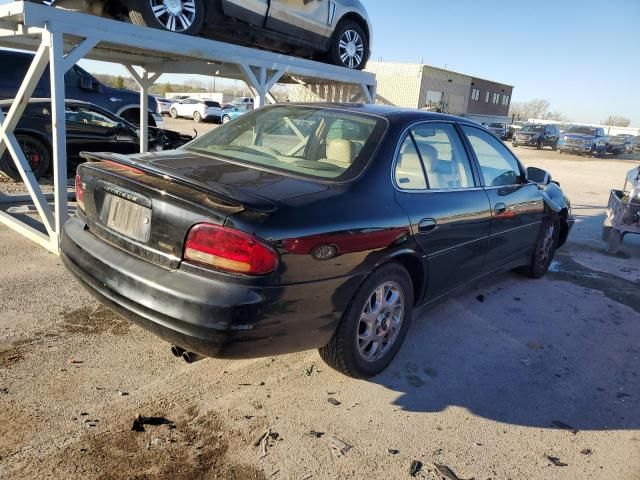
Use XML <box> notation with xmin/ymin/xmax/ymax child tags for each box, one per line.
<box><xmin>494</xmin><ymin>203</ymin><xmax>507</xmax><ymax>215</ymax></box>
<box><xmin>418</xmin><ymin>218</ymin><xmax>437</xmax><ymax>234</ymax></box>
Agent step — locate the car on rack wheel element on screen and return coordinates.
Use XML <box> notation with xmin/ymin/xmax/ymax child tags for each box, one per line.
<box><xmin>37</xmin><ymin>0</ymin><xmax>372</xmax><ymax>70</ymax></box>
<box><xmin>61</xmin><ymin>104</ymin><xmax>574</xmax><ymax>378</ymax></box>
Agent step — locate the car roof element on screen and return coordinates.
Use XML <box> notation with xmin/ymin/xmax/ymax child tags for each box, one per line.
<box><xmin>272</xmin><ymin>103</ymin><xmax>482</xmax><ymax>126</ymax></box>
<box><xmin>0</xmin><ymin>98</ymin><xmax>96</xmax><ymax>108</ymax></box>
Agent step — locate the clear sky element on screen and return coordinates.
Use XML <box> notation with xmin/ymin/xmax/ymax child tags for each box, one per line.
<box><xmin>3</xmin><ymin>0</ymin><xmax>639</xmax><ymax>124</ymax></box>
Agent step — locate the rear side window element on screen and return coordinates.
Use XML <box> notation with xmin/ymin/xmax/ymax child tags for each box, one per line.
<box><xmin>394</xmin><ymin>123</ymin><xmax>475</xmax><ymax>190</ymax></box>
<box><xmin>462</xmin><ymin>125</ymin><xmax>523</xmax><ymax>187</ymax></box>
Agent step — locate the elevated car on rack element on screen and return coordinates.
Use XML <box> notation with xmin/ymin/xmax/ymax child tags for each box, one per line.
<box><xmin>61</xmin><ymin>104</ymin><xmax>573</xmax><ymax>378</ymax></box>
<box><xmin>0</xmin><ymin>99</ymin><xmax>192</xmax><ymax>180</ymax></box>
<box><xmin>38</xmin><ymin>0</ymin><xmax>372</xmax><ymax>69</ymax></box>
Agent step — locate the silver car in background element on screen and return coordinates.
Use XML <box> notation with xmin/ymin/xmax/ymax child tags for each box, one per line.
<box><xmin>42</xmin><ymin>0</ymin><xmax>372</xmax><ymax>69</ymax></box>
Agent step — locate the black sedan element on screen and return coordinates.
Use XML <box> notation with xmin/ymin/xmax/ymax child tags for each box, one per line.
<box><xmin>0</xmin><ymin>99</ymin><xmax>192</xmax><ymax>181</ymax></box>
<box><xmin>61</xmin><ymin>104</ymin><xmax>574</xmax><ymax>378</ymax></box>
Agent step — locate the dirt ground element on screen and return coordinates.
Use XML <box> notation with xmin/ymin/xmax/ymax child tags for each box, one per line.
<box><xmin>0</xmin><ymin>137</ymin><xmax>639</xmax><ymax>479</ymax></box>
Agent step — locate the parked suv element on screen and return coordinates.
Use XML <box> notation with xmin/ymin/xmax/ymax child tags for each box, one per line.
<box><xmin>0</xmin><ymin>50</ymin><xmax>161</xmax><ymax>127</ymax></box>
<box><xmin>558</xmin><ymin>125</ymin><xmax>608</xmax><ymax>156</ymax></box>
<box><xmin>512</xmin><ymin>124</ymin><xmax>560</xmax><ymax>150</ymax></box>
<box><xmin>487</xmin><ymin>122</ymin><xmax>508</xmax><ymax>140</ymax></box>
<box><xmin>38</xmin><ymin>0</ymin><xmax>372</xmax><ymax>69</ymax></box>
<box><xmin>169</xmin><ymin>98</ymin><xmax>222</xmax><ymax>122</ymax></box>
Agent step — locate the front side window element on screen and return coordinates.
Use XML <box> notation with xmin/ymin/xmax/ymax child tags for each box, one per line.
<box><xmin>462</xmin><ymin>125</ymin><xmax>523</xmax><ymax>187</ymax></box>
<box><xmin>395</xmin><ymin>123</ymin><xmax>475</xmax><ymax>190</ymax></box>
<box><xmin>65</xmin><ymin>106</ymin><xmax>119</xmax><ymax>129</ymax></box>
<box><xmin>187</xmin><ymin>105</ymin><xmax>387</xmax><ymax>181</ymax></box>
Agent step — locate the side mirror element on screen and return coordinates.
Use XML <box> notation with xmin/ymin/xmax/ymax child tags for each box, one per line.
<box><xmin>527</xmin><ymin>166</ymin><xmax>551</xmax><ymax>186</ymax></box>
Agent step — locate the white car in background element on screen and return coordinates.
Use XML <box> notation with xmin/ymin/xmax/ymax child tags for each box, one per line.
<box><xmin>169</xmin><ymin>98</ymin><xmax>223</xmax><ymax>123</ymax></box>
<box><xmin>154</xmin><ymin>97</ymin><xmax>173</xmax><ymax>115</ymax></box>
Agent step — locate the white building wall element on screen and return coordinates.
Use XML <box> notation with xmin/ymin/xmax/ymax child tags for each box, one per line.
<box><xmin>364</xmin><ymin>62</ymin><xmax>424</xmax><ymax>108</ymax></box>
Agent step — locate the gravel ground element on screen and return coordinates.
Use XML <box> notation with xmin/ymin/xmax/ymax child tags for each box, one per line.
<box><xmin>0</xmin><ymin>140</ymin><xmax>639</xmax><ymax>479</ymax></box>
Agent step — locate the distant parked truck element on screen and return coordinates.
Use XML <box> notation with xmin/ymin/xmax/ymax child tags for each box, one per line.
<box><xmin>0</xmin><ymin>50</ymin><xmax>162</xmax><ymax>127</ymax></box>
<box><xmin>512</xmin><ymin>124</ymin><xmax>561</xmax><ymax>150</ymax></box>
<box><xmin>558</xmin><ymin>125</ymin><xmax>608</xmax><ymax>156</ymax></box>
<box><xmin>486</xmin><ymin>122</ymin><xmax>508</xmax><ymax>140</ymax></box>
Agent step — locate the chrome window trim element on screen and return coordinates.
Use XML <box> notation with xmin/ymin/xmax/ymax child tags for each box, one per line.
<box><xmin>391</xmin><ymin>119</ymin><xmax>480</xmax><ymax>194</ymax></box>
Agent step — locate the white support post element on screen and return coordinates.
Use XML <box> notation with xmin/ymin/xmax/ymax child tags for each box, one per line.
<box><xmin>47</xmin><ymin>28</ymin><xmax>68</xmax><ymax>246</ymax></box>
<box><xmin>124</xmin><ymin>65</ymin><xmax>160</xmax><ymax>153</ymax></box>
<box><xmin>359</xmin><ymin>83</ymin><xmax>373</xmax><ymax>104</ymax></box>
<box><xmin>240</xmin><ymin>65</ymin><xmax>266</xmax><ymax>108</ymax></box>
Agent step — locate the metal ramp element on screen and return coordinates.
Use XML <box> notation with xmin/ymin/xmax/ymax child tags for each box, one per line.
<box><xmin>0</xmin><ymin>1</ymin><xmax>377</xmax><ymax>252</ymax></box>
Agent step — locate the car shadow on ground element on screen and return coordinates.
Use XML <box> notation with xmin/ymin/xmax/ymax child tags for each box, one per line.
<box><xmin>373</xmin><ymin>261</ymin><xmax>639</xmax><ymax>432</ymax></box>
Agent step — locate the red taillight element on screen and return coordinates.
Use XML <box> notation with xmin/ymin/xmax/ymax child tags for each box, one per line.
<box><xmin>184</xmin><ymin>224</ymin><xmax>278</xmax><ymax>275</ymax></box>
<box><xmin>101</xmin><ymin>160</ymin><xmax>145</xmax><ymax>175</ymax></box>
<box><xmin>75</xmin><ymin>173</ymin><xmax>85</xmax><ymax>212</ymax></box>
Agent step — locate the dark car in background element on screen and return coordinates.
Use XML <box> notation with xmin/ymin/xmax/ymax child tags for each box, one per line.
<box><xmin>512</xmin><ymin>124</ymin><xmax>560</xmax><ymax>150</ymax></box>
<box><xmin>61</xmin><ymin>104</ymin><xmax>573</xmax><ymax>378</ymax></box>
<box><xmin>0</xmin><ymin>99</ymin><xmax>192</xmax><ymax>180</ymax></box>
<box><xmin>0</xmin><ymin>50</ymin><xmax>161</xmax><ymax>127</ymax></box>
<box><xmin>38</xmin><ymin>0</ymin><xmax>372</xmax><ymax>69</ymax></box>
<box><xmin>607</xmin><ymin>135</ymin><xmax>634</xmax><ymax>156</ymax></box>
<box><xmin>487</xmin><ymin>122</ymin><xmax>508</xmax><ymax>140</ymax></box>
<box><xmin>558</xmin><ymin>125</ymin><xmax>608</xmax><ymax>156</ymax></box>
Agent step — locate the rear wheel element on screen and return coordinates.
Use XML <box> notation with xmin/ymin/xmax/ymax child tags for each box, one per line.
<box><xmin>128</xmin><ymin>0</ymin><xmax>205</xmax><ymax>35</ymax></box>
<box><xmin>552</xmin><ymin>141</ymin><xmax>558</xmax><ymax>151</ymax></box>
<box><xmin>328</xmin><ymin>20</ymin><xmax>368</xmax><ymax>70</ymax></box>
<box><xmin>0</xmin><ymin>134</ymin><xmax>51</xmax><ymax>181</ymax></box>
<box><xmin>193</xmin><ymin>111</ymin><xmax>202</xmax><ymax>122</ymax></box>
<box><xmin>537</xmin><ymin>139</ymin><xmax>543</xmax><ymax>150</ymax></box>
<box><xmin>170</xmin><ymin>108</ymin><xmax>178</xmax><ymax>119</ymax></box>
<box><xmin>222</xmin><ymin>115</ymin><xmax>231</xmax><ymax>124</ymax></box>
<box><xmin>319</xmin><ymin>263</ymin><xmax>413</xmax><ymax>378</ymax></box>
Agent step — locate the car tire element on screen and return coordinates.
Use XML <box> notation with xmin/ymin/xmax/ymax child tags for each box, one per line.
<box><xmin>606</xmin><ymin>230</ymin><xmax>624</xmax><ymax>254</ymax></box>
<box><xmin>601</xmin><ymin>225</ymin><xmax>612</xmax><ymax>241</ymax></box>
<box><xmin>0</xmin><ymin>134</ymin><xmax>51</xmax><ymax>182</ymax></box>
<box><xmin>328</xmin><ymin>20</ymin><xmax>368</xmax><ymax>70</ymax></box>
<box><xmin>128</xmin><ymin>0</ymin><xmax>205</xmax><ymax>36</ymax></box>
<box><xmin>517</xmin><ymin>216</ymin><xmax>560</xmax><ymax>279</ymax></box>
<box><xmin>552</xmin><ymin>141</ymin><xmax>558</xmax><ymax>151</ymax></box>
<box><xmin>537</xmin><ymin>140</ymin><xmax>543</xmax><ymax>150</ymax></box>
<box><xmin>193</xmin><ymin>111</ymin><xmax>202</xmax><ymax>122</ymax></box>
<box><xmin>170</xmin><ymin>108</ymin><xmax>178</xmax><ymax>119</ymax></box>
<box><xmin>319</xmin><ymin>263</ymin><xmax>414</xmax><ymax>379</ymax></box>
<box><xmin>222</xmin><ymin>115</ymin><xmax>231</xmax><ymax>124</ymax></box>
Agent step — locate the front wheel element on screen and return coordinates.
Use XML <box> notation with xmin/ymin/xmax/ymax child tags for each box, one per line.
<box><xmin>128</xmin><ymin>0</ymin><xmax>205</xmax><ymax>35</ymax></box>
<box><xmin>170</xmin><ymin>108</ymin><xmax>178</xmax><ymax>119</ymax></box>
<box><xmin>319</xmin><ymin>263</ymin><xmax>413</xmax><ymax>378</ymax></box>
<box><xmin>537</xmin><ymin>140</ymin><xmax>543</xmax><ymax>150</ymax></box>
<box><xmin>328</xmin><ymin>20</ymin><xmax>368</xmax><ymax>70</ymax></box>
<box><xmin>193</xmin><ymin>111</ymin><xmax>202</xmax><ymax>122</ymax></box>
<box><xmin>552</xmin><ymin>141</ymin><xmax>558</xmax><ymax>151</ymax></box>
<box><xmin>222</xmin><ymin>115</ymin><xmax>231</xmax><ymax>124</ymax></box>
<box><xmin>517</xmin><ymin>217</ymin><xmax>560</xmax><ymax>278</ymax></box>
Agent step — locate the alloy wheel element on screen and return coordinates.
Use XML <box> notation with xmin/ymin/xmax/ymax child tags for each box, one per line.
<box><xmin>149</xmin><ymin>0</ymin><xmax>196</xmax><ymax>32</ymax></box>
<box><xmin>338</xmin><ymin>29</ymin><xmax>365</xmax><ymax>69</ymax></box>
<box><xmin>356</xmin><ymin>281</ymin><xmax>404</xmax><ymax>362</ymax></box>
<box><xmin>537</xmin><ymin>222</ymin><xmax>556</xmax><ymax>268</ymax></box>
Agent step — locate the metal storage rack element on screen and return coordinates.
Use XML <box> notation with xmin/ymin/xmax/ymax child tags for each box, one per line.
<box><xmin>0</xmin><ymin>1</ymin><xmax>376</xmax><ymax>252</ymax></box>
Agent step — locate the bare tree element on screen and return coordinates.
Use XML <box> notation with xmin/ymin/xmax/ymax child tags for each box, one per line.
<box><xmin>602</xmin><ymin>116</ymin><xmax>631</xmax><ymax>127</ymax></box>
<box><xmin>509</xmin><ymin>98</ymin><xmax>553</xmax><ymax>121</ymax></box>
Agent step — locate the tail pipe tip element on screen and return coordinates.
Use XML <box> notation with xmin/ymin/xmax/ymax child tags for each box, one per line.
<box><xmin>182</xmin><ymin>351</ymin><xmax>205</xmax><ymax>364</ymax></box>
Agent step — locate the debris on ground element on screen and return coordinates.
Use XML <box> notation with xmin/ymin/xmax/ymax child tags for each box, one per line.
<box><xmin>551</xmin><ymin>420</ymin><xmax>578</xmax><ymax>434</ymax></box>
<box><xmin>306</xmin><ymin>430</ymin><xmax>325</xmax><ymax>438</ymax></box>
<box><xmin>67</xmin><ymin>357</ymin><xmax>83</xmax><ymax>364</ymax></box>
<box><xmin>118</xmin><ymin>391</ymin><xmax>129</xmax><ymax>396</ymax></box>
<box><xmin>255</xmin><ymin>428</ymin><xmax>280</xmax><ymax>459</ymax></box>
<box><xmin>300</xmin><ymin>475</ymin><xmax>313</xmax><ymax>480</ymax></box>
<box><xmin>328</xmin><ymin>435</ymin><xmax>352</xmax><ymax>457</ymax></box>
<box><xmin>409</xmin><ymin>460</ymin><xmax>422</xmax><ymax>477</ymax></box>
<box><xmin>580</xmin><ymin>448</ymin><xmax>593</xmax><ymax>455</ymax></box>
<box><xmin>546</xmin><ymin>455</ymin><xmax>568</xmax><ymax>467</ymax></box>
<box><xmin>434</xmin><ymin>463</ymin><xmax>472</xmax><ymax>480</ymax></box>
<box><xmin>304</xmin><ymin>364</ymin><xmax>315</xmax><ymax>376</ymax></box>
<box><xmin>0</xmin><ymin>387</ymin><xmax>8</xmax><ymax>394</ymax></box>
<box><xmin>476</xmin><ymin>295</ymin><xmax>485</xmax><ymax>303</ymax></box>
<box><xmin>327</xmin><ymin>397</ymin><xmax>341</xmax><ymax>406</ymax></box>
<box><xmin>388</xmin><ymin>448</ymin><xmax>399</xmax><ymax>455</ymax></box>
<box><xmin>131</xmin><ymin>414</ymin><xmax>172</xmax><ymax>432</ymax></box>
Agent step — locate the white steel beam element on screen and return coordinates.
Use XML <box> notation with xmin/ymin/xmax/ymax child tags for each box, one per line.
<box><xmin>47</xmin><ymin>27</ymin><xmax>69</xmax><ymax>246</ymax></box>
<box><xmin>124</xmin><ymin>65</ymin><xmax>161</xmax><ymax>153</ymax></box>
<box><xmin>60</xmin><ymin>37</ymin><xmax>98</xmax><ymax>72</ymax></box>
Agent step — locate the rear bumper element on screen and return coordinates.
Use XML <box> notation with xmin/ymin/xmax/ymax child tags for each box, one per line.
<box><xmin>61</xmin><ymin>217</ymin><xmax>358</xmax><ymax>359</ymax></box>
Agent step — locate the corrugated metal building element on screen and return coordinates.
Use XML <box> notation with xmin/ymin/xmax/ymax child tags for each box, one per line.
<box><xmin>286</xmin><ymin>61</ymin><xmax>513</xmax><ymax>122</ymax></box>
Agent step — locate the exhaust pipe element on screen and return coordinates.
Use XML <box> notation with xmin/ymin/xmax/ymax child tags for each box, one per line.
<box><xmin>171</xmin><ymin>345</ymin><xmax>186</xmax><ymax>358</ymax></box>
<box><xmin>182</xmin><ymin>351</ymin><xmax>205</xmax><ymax>364</ymax></box>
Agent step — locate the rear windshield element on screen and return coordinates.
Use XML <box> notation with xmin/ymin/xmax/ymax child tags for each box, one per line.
<box><xmin>522</xmin><ymin>124</ymin><xmax>546</xmax><ymax>133</ymax></box>
<box><xmin>186</xmin><ymin>105</ymin><xmax>387</xmax><ymax>181</ymax></box>
<box><xmin>567</xmin><ymin>126</ymin><xmax>597</xmax><ymax>136</ymax></box>
<box><xmin>204</xmin><ymin>101</ymin><xmax>221</xmax><ymax>107</ymax></box>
